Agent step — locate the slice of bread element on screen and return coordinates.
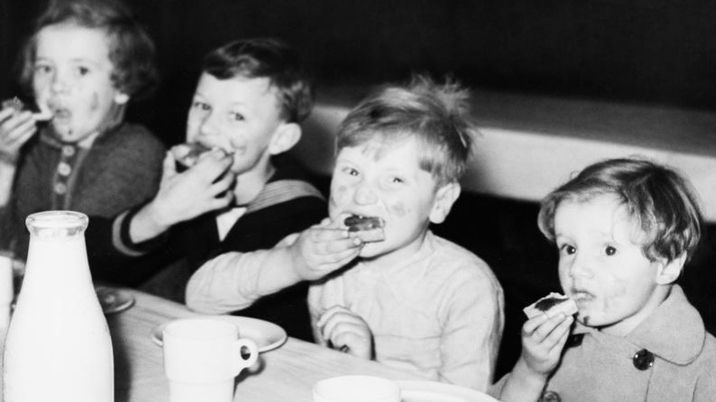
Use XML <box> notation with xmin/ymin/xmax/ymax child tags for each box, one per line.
<box><xmin>2</xmin><ymin>97</ymin><xmax>52</xmax><ymax>121</ymax></box>
<box><xmin>344</xmin><ymin>215</ymin><xmax>385</xmax><ymax>242</ymax></box>
<box><xmin>2</xmin><ymin>97</ymin><xmax>23</xmax><ymax>112</ymax></box>
<box><xmin>173</xmin><ymin>142</ymin><xmax>212</xmax><ymax>170</ymax></box>
<box><xmin>523</xmin><ymin>292</ymin><xmax>578</xmax><ymax>318</ymax></box>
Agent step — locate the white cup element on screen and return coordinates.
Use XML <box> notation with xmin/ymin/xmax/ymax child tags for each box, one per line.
<box><xmin>163</xmin><ymin>318</ymin><xmax>259</xmax><ymax>402</ymax></box>
<box><xmin>313</xmin><ymin>375</ymin><xmax>401</xmax><ymax>402</ymax></box>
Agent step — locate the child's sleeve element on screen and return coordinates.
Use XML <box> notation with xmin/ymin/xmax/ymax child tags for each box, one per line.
<box><xmin>694</xmin><ymin>355</ymin><xmax>716</xmax><ymax>401</ymax></box>
<box><xmin>185</xmin><ymin>233</ymin><xmax>301</xmax><ymax>313</ymax></box>
<box><xmin>437</xmin><ymin>263</ymin><xmax>504</xmax><ymax>391</ymax></box>
<box><xmin>307</xmin><ymin>284</ymin><xmax>328</xmax><ymax>346</ymax></box>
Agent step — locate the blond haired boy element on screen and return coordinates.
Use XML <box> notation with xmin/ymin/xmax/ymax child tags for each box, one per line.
<box><xmin>187</xmin><ymin>76</ymin><xmax>504</xmax><ymax>390</ymax></box>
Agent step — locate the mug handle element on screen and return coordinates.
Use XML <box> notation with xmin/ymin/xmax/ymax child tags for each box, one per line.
<box><xmin>233</xmin><ymin>338</ymin><xmax>258</xmax><ymax>374</ymax></box>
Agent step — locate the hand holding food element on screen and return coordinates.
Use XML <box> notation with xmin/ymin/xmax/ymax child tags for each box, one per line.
<box><xmin>146</xmin><ymin>149</ymin><xmax>235</xmax><ymax>229</ymax></box>
<box><xmin>0</xmin><ymin>98</ymin><xmax>47</xmax><ymax>164</ymax></box>
<box><xmin>289</xmin><ymin>218</ymin><xmax>364</xmax><ymax>281</ymax></box>
<box><xmin>518</xmin><ymin>294</ymin><xmax>575</xmax><ymax>376</ymax></box>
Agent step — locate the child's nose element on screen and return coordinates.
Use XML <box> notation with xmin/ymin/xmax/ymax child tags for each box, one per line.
<box><xmin>353</xmin><ymin>183</ymin><xmax>379</xmax><ymax>205</ymax></box>
<box><xmin>569</xmin><ymin>253</ymin><xmax>595</xmax><ymax>279</ymax></box>
<box><xmin>198</xmin><ymin>112</ymin><xmax>219</xmax><ymax>138</ymax></box>
<box><xmin>50</xmin><ymin>71</ymin><xmax>70</xmax><ymax>93</ymax></box>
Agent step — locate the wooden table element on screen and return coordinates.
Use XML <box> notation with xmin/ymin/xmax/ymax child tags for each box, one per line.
<box><xmin>110</xmin><ymin>289</ymin><xmax>424</xmax><ymax>402</ymax></box>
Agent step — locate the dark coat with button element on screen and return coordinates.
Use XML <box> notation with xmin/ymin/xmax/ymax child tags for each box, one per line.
<box><xmin>492</xmin><ymin>285</ymin><xmax>716</xmax><ymax>402</ymax></box>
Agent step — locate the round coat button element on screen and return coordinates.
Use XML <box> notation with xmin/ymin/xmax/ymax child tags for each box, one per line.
<box><xmin>633</xmin><ymin>349</ymin><xmax>655</xmax><ymax>370</ymax></box>
<box><xmin>541</xmin><ymin>390</ymin><xmax>561</xmax><ymax>402</ymax></box>
<box><xmin>57</xmin><ymin>162</ymin><xmax>72</xmax><ymax>176</ymax></box>
<box><xmin>62</xmin><ymin>146</ymin><xmax>76</xmax><ymax>157</ymax></box>
<box><xmin>53</xmin><ymin>182</ymin><xmax>67</xmax><ymax>195</ymax></box>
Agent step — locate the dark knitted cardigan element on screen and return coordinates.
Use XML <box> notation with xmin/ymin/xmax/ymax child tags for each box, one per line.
<box><xmin>0</xmin><ymin>122</ymin><xmax>165</xmax><ymax>260</ymax></box>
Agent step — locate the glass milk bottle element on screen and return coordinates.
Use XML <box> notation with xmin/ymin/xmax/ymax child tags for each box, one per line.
<box><xmin>3</xmin><ymin>211</ymin><xmax>113</xmax><ymax>402</ymax></box>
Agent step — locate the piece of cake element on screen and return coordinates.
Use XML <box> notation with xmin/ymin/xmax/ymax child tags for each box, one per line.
<box><xmin>344</xmin><ymin>215</ymin><xmax>385</xmax><ymax>242</ymax></box>
<box><xmin>523</xmin><ymin>292</ymin><xmax>578</xmax><ymax>319</ymax></box>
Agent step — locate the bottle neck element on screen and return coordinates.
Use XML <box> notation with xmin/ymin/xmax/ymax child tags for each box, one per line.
<box><xmin>25</xmin><ymin>234</ymin><xmax>91</xmax><ymax>283</ymax></box>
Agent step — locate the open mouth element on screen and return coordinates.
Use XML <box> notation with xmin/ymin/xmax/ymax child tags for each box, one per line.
<box><xmin>51</xmin><ymin>107</ymin><xmax>71</xmax><ymax>120</ymax></box>
<box><xmin>570</xmin><ymin>290</ymin><xmax>595</xmax><ymax>306</ymax></box>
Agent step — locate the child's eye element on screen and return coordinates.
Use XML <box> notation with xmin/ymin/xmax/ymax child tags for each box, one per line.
<box><xmin>604</xmin><ymin>246</ymin><xmax>617</xmax><ymax>256</ymax></box>
<box><xmin>390</xmin><ymin>176</ymin><xmax>404</xmax><ymax>184</ymax></box>
<box><xmin>192</xmin><ymin>101</ymin><xmax>211</xmax><ymax>112</ymax></box>
<box><xmin>339</xmin><ymin>166</ymin><xmax>359</xmax><ymax>177</ymax></box>
<box><xmin>33</xmin><ymin>64</ymin><xmax>53</xmax><ymax>75</ymax></box>
<box><xmin>229</xmin><ymin>112</ymin><xmax>245</xmax><ymax>122</ymax></box>
<box><xmin>76</xmin><ymin>66</ymin><xmax>90</xmax><ymax>76</ymax></box>
<box><xmin>559</xmin><ymin>244</ymin><xmax>576</xmax><ymax>255</ymax></box>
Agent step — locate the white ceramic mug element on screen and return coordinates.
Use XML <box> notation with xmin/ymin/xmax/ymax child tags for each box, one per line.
<box><xmin>313</xmin><ymin>375</ymin><xmax>401</xmax><ymax>402</ymax></box>
<box><xmin>163</xmin><ymin>318</ymin><xmax>259</xmax><ymax>402</ymax></box>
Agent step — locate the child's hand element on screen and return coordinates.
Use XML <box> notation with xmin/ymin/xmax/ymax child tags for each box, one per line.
<box><xmin>0</xmin><ymin>108</ymin><xmax>37</xmax><ymax>164</ymax></box>
<box><xmin>147</xmin><ymin>149</ymin><xmax>235</xmax><ymax>227</ymax></box>
<box><xmin>519</xmin><ymin>312</ymin><xmax>573</xmax><ymax>376</ymax></box>
<box><xmin>289</xmin><ymin>218</ymin><xmax>363</xmax><ymax>280</ymax></box>
<box><xmin>317</xmin><ymin>305</ymin><xmax>373</xmax><ymax>360</ymax></box>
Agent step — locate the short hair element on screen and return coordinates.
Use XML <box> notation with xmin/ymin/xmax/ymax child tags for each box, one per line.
<box><xmin>201</xmin><ymin>38</ymin><xmax>313</xmax><ymax>123</ymax></box>
<box><xmin>537</xmin><ymin>158</ymin><xmax>703</xmax><ymax>263</ymax></box>
<box><xmin>17</xmin><ymin>0</ymin><xmax>158</xmax><ymax>99</ymax></box>
<box><xmin>336</xmin><ymin>75</ymin><xmax>476</xmax><ymax>187</ymax></box>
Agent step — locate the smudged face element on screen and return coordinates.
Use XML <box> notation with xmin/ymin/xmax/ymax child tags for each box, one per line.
<box><xmin>33</xmin><ymin>23</ymin><xmax>128</xmax><ymax>142</ymax></box>
<box><xmin>329</xmin><ymin>138</ymin><xmax>444</xmax><ymax>263</ymax></box>
<box><xmin>555</xmin><ymin>194</ymin><xmax>669</xmax><ymax>335</ymax></box>
<box><xmin>186</xmin><ymin>73</ymin><xmax>283</xmax><ymax>176</ymax></box>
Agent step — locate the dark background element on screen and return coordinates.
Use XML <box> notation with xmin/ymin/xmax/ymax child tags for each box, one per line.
<box><xmin>2</xmin><ymin>0</ymin><xmax>716</xmax><ymax>145</ymax></box>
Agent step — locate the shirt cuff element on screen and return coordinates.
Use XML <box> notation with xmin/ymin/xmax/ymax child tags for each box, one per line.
<box><xmin>112</xmin><ymin>205</ymin><xmax>168</xmax><ymax>256</ymax></box>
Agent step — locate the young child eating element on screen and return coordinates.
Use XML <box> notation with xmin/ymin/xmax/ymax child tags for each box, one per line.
<box><xmin>492</xmin><ymin>158</ymin><xmax>716</xmax><ymax>401</ymax></box>
<box><xmin>186</xmin><ymin>75</ymin><xmax>505</xmax><ymax>390</ymax></box>
<box><xmin>0</xmin><ymin>0</ymin><xmax>164</xmax><ymax>261</ymax></box>
<box><xmin>87</xmin><ymin>37</ymin><xmax>326</xmax><ymax>341</ymax></box>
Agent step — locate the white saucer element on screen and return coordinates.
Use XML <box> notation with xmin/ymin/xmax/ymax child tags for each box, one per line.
<box><xmin>95</xmin><ymin>286</ymin><xmax>135</xmax><ymax>315</ymax></box>
<box><xmin>398</xmin><ymin>381</ymin><xmax>498</xmax><ymax>402</ymax></box>
<box><xmin>151</xmin><ymin>315</ymin><xmax>287</xmax><ymax>353</ymax></box>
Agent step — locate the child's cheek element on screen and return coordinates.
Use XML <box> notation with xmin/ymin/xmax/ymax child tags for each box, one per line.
<box><xmin>329</xmin><ymin>185</ymin><xmax>350</xmax><ymax>210</ymax></box>
<box><xmin>604</xmin><ymin>272</ymin><xmax>628</xmax><ymax>296</ymax></box>
<box><xmin>90</xmin><ymin>92</ymin><xmax>100</xmax><ymax>111</ymax></box>
<box><xmin>387</xmin><ymin>200</ymin><xmax>408</xmax><ymax>218</ymax></box>
<box><xmin>598</xmin><ymin>275</ymin><xmax>628</xmax><ymax>315</ymax></box>
<box><xmin>33</xmin><ymin>79</ymin><xmax>50</xmax><ymax>99</ymax></box>
<box><xmin>186</xmin><ymin>115</ymin><xmax>201</xmax><ymax>142</ymax></box>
